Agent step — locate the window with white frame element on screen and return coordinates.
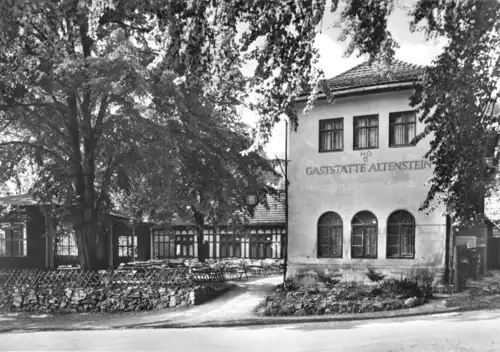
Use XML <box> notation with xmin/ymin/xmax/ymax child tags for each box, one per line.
<box><xmin>354</xmin><ymin>115</ymin><xmax>379</xmax><ymax>150</ymax></box>
<box><xmin>386</xmin><ymin>210</ymin><xmax>416</xmax><ymax>258</ymax></box>
<box><xmin>175</xmin><ymin>229</ymin><xmax>195</xmax><ymax>257</ymax></box>
<box><xmin>154</xmin><ymin>230</ymin><xmax>176</xmax><ymax>259</ymax></box>
<box><xmin>389</xmin><ymin>111</ymin><xmax>416</xmax><ymax>147</ymax></box>
<box><xmin>118</xmin><ymin>235</ymin><xmax>138</xmax><ymax>258</ymax></box>
<box><xmin>56</xmin><ymin>223</ymin><xmax>78</xmax><ymax>258</ymax></box>
<box><xmin>319</xmin><ymin>118</ymin><xmax>344</xmax><ymax>152</ymax></box>
<box><xmin>0</xmin><ymin>222</ymin><xmax>27</xmax><ymax>257</ymax></box>
<box><xmin>351</xmin><ymin>211</ymin><xmax>378</xmax><ymax>258</ymax></box>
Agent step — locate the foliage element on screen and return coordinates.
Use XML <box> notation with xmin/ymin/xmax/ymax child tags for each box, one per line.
<box><xmin>365</xmin><ymin>267</ymin><xmax>386</xmax><ymax>285</ymax></box>
<box><xmin>0</xmin><ymin>205</ymin><xmax>29</xmax><ymax>223</ymax></box>
<box><xmin>113</xmin><ymin>116</ymin><xmax>279</xmax><ymax>260</ymax></box>
<box><xmin>2</xmin><ymin>0</ymin><xmax>500</xmax><ymax>268</ymax></box>
<box><xmin>381</xmin><ymin>267</ymin><xmax>436</xmax><ymax>299</ymax></box>
<box><xmin>329</xmin><ymin>281</ymin><xmax>371</xmax><ymax>301</ymax></box>
<box><xmin>381</xmin><ymin>277</ymin><xmax>423</xmax><ymax>299</ymax></box>
<box><xmin>407</xmin><ymin>266</ymin><xmax>437</xmax><ymax>298</ymax></box>
<box><xmin>0</xmin><ymin>0</ymin><xmax>278</xmax><ymax>268</ymax></box>
<box><xmin>316</xmin><ymin>273</ymin><xmax>342</xmax><ymax>286</ymax></box>
<box><xmin>255</xmin><ymin>279</ymin><xmax>426</xmax><ymax>317</ymax></box>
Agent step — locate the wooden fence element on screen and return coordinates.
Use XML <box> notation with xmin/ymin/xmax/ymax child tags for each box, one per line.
<box><xmin>0</xmin><ymin>267</ymin><xmax>226</xmax><ymax>290</ymax></box>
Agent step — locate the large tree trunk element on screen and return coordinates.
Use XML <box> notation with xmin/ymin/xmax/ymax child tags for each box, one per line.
<box><xmin>73</xmin><ymin>206</ymin><xmax>107</xmax><ymax>270</ymax></box>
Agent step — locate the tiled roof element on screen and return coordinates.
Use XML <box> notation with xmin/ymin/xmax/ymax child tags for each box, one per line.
<box><xmin>325</xmin><ymin>59</ymin><xmax>424</xmax><ymax>92</ymax></box>
<box><xmin>247</xmin><ymin>193</ymin><xmax>285</xmax><ymax>225</ymax></box>
<box><xmin>300</xmin><ymin>59</ymin><xmax>425</xmax><ymax>97</ymax></box>
<box><xmin>167</xmin><ymin>193</ymin><xmax>286</xmax><ymax>227</ymax></box>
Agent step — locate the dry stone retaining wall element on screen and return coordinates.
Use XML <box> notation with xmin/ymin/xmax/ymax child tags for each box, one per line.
<box><xmin>0</xmin><ymin>283</ymin><xmax>231</xmax><ymax>314</ymax></box>
<box><xmin>0</xmin><ymin>268</ymin><xmax>230</xmax><ymax>314</ymax></box>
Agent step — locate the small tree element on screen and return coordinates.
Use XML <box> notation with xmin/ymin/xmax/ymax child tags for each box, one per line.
<box><xmin>117</xmin><ymin>113</ymin><xmax>278</xmax><ymax>261</ymax></box>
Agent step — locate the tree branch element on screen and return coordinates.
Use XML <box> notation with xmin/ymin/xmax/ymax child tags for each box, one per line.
<box><xmin>0</xmin><ymin>141</ymin><xmax>68</xmax><ymax>164</ymax></box>
<box><xmin>92</xmin><ymin>93</ymin><xmax>109</xmax><ymax>143</ymax></box>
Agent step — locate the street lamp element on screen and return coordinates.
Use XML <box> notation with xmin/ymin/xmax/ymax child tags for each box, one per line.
<box><xmin>283</xmin><ymin>118</ymin><xmax>289</xmax><ymax>282</ymax></box>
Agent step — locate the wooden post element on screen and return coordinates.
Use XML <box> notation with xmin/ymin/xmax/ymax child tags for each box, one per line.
<box><xmin>448</xmin><ymin>223</ymin><xmax>456</xmax><ymax>287</ymax></box>
<box><xmin>108</xmin><ymin>220</ymin><xmax>114</xmax><ymax>269</ymax></box>
<box><xmin>150</xmin><ymin>226</ymin><xmax>155</xmax><ymax>260</ymax></box>
<box><xmin>483</xmin><ymin>226</ymin><xmax>488</xmax><ymax>275</ymax></box>
<box><xmin>476</xmin><ymin>254</ymin><xmax>481</xmax><ymax>279</ymax></box>
<box><xmin>131</xmin><ymin>225</ymin><xmax>136</xmax><ymax>263</ymax></box>
<box><xmin>453</xmin><ymin>245</ymin><xmax>460</xmax><ymax>292</ymax></box>
<box><xmin>40</xmin><ymin>206</ymin><xmax>55</xmax><ymax>269</ymax></box>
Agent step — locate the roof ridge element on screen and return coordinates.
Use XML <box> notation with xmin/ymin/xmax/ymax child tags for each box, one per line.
<box><xmin>322</xmin><ymin>58</ymin><xmax>424</xmax><ymax>93</ymax></box>
<box><xmin>326</xmin><ymin>60</ymin><xmax>367</xmax><ymax>80</ymax></box>
<box><xmin>392</xmin><ymin>58</ymin><xmax>426</xmax><ymax>70</ymax></box>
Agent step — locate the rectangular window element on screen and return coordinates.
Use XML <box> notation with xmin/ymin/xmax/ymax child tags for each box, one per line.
<box><xmin>354</xmin><ymin>115</ymin><xmax>379</xmax><ymax>150</ymax></box>
<box><xmin>56</xmin><ymin>223</ymin><xmax>78</xmax><ymax>259</ymax></box>
<box><xmin>319</xmin><ymin>118</ymin><xmax>343</xmax><ymax>152</ymax></box>
<box><xmin>174</xmin><ymin>231</ymin><xmax>195</xmax><ymax>258</ymax></box>
<box><xmin>351</xmin><ymin>227</ymin><xmax>377</xmax><ymax>258</ymax></box>
<box><xmin>0</xmin><ymin>223</ymin><xmax>27</xmax><ymax>257</ymax></box>
<box><xmin>248</xmin><ymin>232</ymin><xmax>273</xmax><ymax>259</ymax></box>
<box><xmin>220</xmin><ymin>241</ymin><xmax>242</xmax><ymax>258</ymax></box>
<box><xmin>318</xmin><ymin>227</ymin><xmax>342</xmax><ymax>258</ymax></box>
<box><xmin>389</xmin><ymin>111</ymin><xmax>416</xmax><ymax>147</ymax></box>
<box><xmin>387</xmin><ymin>225</ymin><xmax>415</xmax><ymax>258</ymax></box>
<box><xmin>154</xmin><ymin>231</ymin><xmax>176</xmax><ymax>259</ymax></box>
<box><xmin>118</xmin><ymin>235</ymin><xmax>137</xmax><ymax>258</ymax></box>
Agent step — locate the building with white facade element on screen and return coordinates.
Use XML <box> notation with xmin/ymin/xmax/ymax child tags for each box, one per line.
<box><xmin>287</xmin><ymin>60</ymin><xmax>495</xmax><ymax>284</ymax></box>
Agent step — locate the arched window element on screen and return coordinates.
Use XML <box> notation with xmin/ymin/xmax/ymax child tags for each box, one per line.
<box><xmin>387</xmin><ymin>210</ymin><xmax>416</xmax><ymax>258</ymax></box>
<box><xmin>317</xmin><ymin>212</ymin><xmax>343</xmax><ymax>258</ymax></box>
<box><xmin>351</xmin><ymin>211</ymin><xmax>378</xmax><ymax>258</ymax></box>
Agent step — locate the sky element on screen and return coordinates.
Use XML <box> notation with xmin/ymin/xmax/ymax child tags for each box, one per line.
<box><xmin>243</xmin><ymin>3</ymin><xmax>447</xmax><ymax>159</ymax></box>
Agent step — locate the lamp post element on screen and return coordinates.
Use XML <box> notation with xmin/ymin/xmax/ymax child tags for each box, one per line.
<box><xmin>283</xmin><ymin>118</ymin><xmax>289</xmax><ymax>282</ymax></box>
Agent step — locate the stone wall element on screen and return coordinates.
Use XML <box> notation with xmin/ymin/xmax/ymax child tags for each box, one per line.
<box><xmin>0</xmin><ymin>283</ymin><xmax>231</xmax><ymax>314</ymax></box>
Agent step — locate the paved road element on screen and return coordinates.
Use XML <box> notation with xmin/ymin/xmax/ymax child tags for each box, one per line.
<box><xmin>1</xmin><ymin>310</ymin><xmax>499</xmax><ymax>351</ymax></box>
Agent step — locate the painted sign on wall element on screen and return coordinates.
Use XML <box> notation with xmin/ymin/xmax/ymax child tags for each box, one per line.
<box><xmin>305</xmin><ymin>160</ymin><xmax>432</xmax><ymax>176</ymax></box>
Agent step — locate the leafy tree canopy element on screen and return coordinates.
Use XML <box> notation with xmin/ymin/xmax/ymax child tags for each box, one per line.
<box><xmin>1</xmin><ymin>0</ymin><xmax>499</xmax><ymax>273</ymax></box>
<box><xmin>0</xmin><ymin>0</ymin><xmax>278</xmax><ymax>268</ymax></box>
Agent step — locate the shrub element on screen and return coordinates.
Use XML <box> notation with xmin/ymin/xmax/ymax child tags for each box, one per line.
<box><xmin>317</xmin><ymin>273</ymin><xmax>342</xmax><ymax>286</ymax></box>
<box><xmin>369</xmin><ymin>286</ymin><xmax>384</xmax><ymax>297</ymax></box>
<box><xmin>408</xmin><ymin>267</ymin><xmax>436</xmax><ymax>298</ymax></box>
<box><xmin>278</xmin><ymin>279</ymin><xmax>298</xmax><ymax>292</ymax></box>
<box><xmin>330</xmin><ymin>282</ymin><xmax>371</xmax><ymax>300</ymax></box>
<box><xmin>382</xmin><ymin>277</ymin><xmax>423</xmax><ymax>298</ymax></box>
<box><xmin>365</xmin><ymin>267</ymin><xmax>386</xmax><ymax>285</ymax></box>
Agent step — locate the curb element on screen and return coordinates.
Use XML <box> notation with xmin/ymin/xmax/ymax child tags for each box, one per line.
<box><xmin>119</xmin><ymin>306</ymin><xmax>463</xmax><ymax>329</ymax></box>
<box><xmin>2</xmin><ymin>305</ymin><xmax>486</xmax><ymax>333</ymax></box>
